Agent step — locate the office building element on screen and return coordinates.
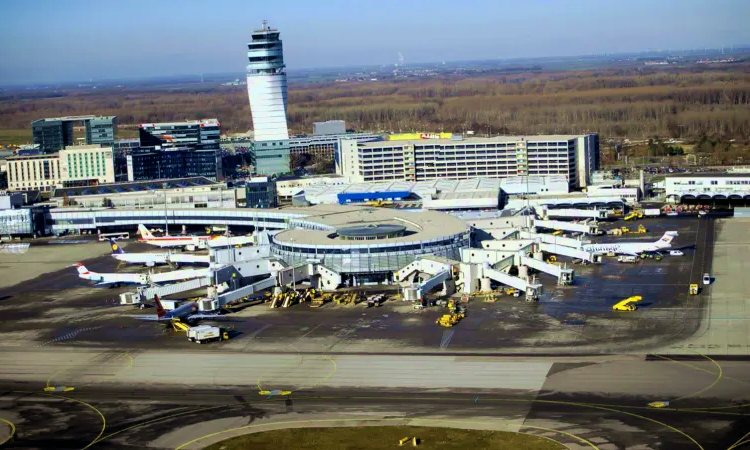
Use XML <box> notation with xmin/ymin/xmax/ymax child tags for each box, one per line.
<box><xmin>32</xmin><ymin>116</ymin><xmax>117</xmax><ymax>151</ymax></box>
<box><xmin>253</xmin><ymin>140</ymin><xmax>290</xmax><ymax>176</ymax></box>
<box><xmin>6</xmin><ymin>145</ymin><xmax>115</xmax><ymax>191</ymax></box>
<box><xmin>336</xmin><ymin>134</ymin><xmax>599</xmax><ymax>188</ymax></box>
<box><xmin>126</xmin><ymin>148</ymin><xmax>220</xmax><ymax>181</ymax></box>
<box><xmin>313</xmin><ymin>120</ymin><xmax>346</xmax><ymax>136</ymax></box>
<box><xmin>289</xmin><ymin>132</ymin><xmax>382</xmax><ymax>165</ymax></box>
<box><xmin>246</xmin><ymin>21</ymin><xmax>289</xmax><ymax>141</ymax></box>
<box><xmin>138</xmin><ymin>119</ymin><xmax>220</xmax><ymax>150</ymax></box>
<box><xmin>245</xmin><ymin>177</ymin><xmax>278</xmax><ymax>209</ymax></box>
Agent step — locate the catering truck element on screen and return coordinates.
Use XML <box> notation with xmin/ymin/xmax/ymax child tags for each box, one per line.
<box><xmin>186</xmin><ymin>325</ymin><xmax>229</xmax><ymax>344</ymax></box>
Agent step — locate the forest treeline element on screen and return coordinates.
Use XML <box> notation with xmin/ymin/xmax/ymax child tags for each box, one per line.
<box><xmin>2</xmin><ymin>68</ymin><xmax>749</xmax><ymax>141</ymax></box>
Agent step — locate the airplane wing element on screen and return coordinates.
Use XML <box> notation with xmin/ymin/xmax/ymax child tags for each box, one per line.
<box><xmin>186</xmin><ymin>312</ymin><xmax>225</xmax><ymax>320</ymax></box>
<box><xmin>125</xmin><ymin>314</ymin><xmax>160</xmax><ymax>320</ymax></box>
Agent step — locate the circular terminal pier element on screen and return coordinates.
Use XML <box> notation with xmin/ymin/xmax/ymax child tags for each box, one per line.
<box><xmin>337</xmin><ymin>224</ymin><xmax>407</xmax><ymax>241</ymax></box>
<box><xmin>270</xmin><ymin>204</ymin><xmax>470</xmax><ymax>283</ymax></box>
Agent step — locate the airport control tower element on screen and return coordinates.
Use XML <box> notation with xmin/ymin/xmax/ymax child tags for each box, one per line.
<box><xmin>246</xmin><ymin>20</ymin><xmax>289</xmax><ymax>141</ymax></box>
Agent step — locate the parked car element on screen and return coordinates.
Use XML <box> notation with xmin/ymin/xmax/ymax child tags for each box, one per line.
<box><xmin>669</xmin><ymin>250</ymin><xmax>684</xmax><ymax>256</ymax></box>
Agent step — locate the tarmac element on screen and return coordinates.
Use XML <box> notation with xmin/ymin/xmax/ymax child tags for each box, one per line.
<box><xmin>0</xmin><ymin>215</ymin><xmax>748</xmax><ymax>448</ymax></box>
<box><xmin>655</xmin><ymin>218</ymin><xmax>750</xmax><ymax>355</ymax></box>
<box><xmin>0</xmin><ymin>351</ymin><xmax>747</xmax><ymax>449</ymax></box>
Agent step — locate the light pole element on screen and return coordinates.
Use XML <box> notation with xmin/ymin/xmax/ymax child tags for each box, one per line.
<box><xmin>290</xmin><ymin>237</ymin><xmax>296</xmax><ymax>292</ymax></box>
<box><xmin>163</xmin><ymin>183</ymin><xmax>168</xmax><ymax>236</ymax></box>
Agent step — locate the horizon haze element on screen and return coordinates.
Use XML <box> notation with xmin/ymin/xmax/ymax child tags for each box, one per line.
<box><xmin>1</xmin><ymin>0</ymin><xmax>749</xmax><ymax>85</ymax></box>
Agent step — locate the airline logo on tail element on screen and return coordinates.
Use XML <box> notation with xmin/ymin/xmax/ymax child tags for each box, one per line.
<box><xmin>138</xmin><ymin>224</ymin><xmax>154</xmax><ymax>240</ymax></box>
<box><xmin>657</xmin><ymin>231</ymin><xmax>678</xmax><ymax>247</ymax></box>
<box><xmin>153</xmin><ymin>294</ymin><xmax>166</xmax><ymax>319</ymax></box>
<box><xmin>76</xmin><ymin>263</ymin><xmax>90</xmax><ymax>275</ymax></box>
<box><xmin>109</xmin><ymin>239</ymin><xmax>125</xmax><ymax>254</ymax></box>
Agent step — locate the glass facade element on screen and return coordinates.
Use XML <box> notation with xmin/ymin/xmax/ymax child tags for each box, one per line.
<box><xmin>270</xmin><ymin>232</ymin><xmax>470</xmax><ymax>275</ymax></box>
<box><xmin>254</xmin><ymin>140</ymin><xmax>290</xmax><ymax>176</ymax></box>
<box><xmin>245</xmin><ymin>179</ymin><xmax>278</xmax><ymax>208</ymax></box>
<box><xmin>127</xmin><ymin>149</ymin><xmax>219</xmax><ymax>181</ymax></box>
<box><xmin>139</xmin><ymin>121</ymin><xmax>220</xmax><ymax>150</ymax></box>
<box><xmin>32</xmin><ymin>116</ymin><xmax>117</xmax><ymax>151</ymax></box>
<box><xmin>32</xmin><ymin>120</ymin><xmax>74</xmax><ymax>151</ymax></box>
<box><xmin>85</xmin><ymin>117</ymin><xmax>117</xmax><ymax>147</ymax></box>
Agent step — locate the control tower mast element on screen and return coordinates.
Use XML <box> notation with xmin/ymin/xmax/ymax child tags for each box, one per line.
<box><xmin>246</xmin><ymin>20</ymin><xmax>289</xmax><ymax>141</ymax></box>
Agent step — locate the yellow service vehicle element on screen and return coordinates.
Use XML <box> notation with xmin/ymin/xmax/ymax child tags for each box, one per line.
<box><xmin>436</xmin><ymin>313</ymin><xmax>465</xmax><ymax>327</ymax></box>
<box><xmin>689</xmin><ymin>284</ymin><xmax>699</xmax><ymax>295</ymax></box>
<box><xmin>552</xmin><ymin>230</ymin><xmax>564</xmax><ymax>236</ymax></box>
<box><xmin>612</xmin><ymin>295</ymin><xmax>643</xmax><ymax>311</ymax></box>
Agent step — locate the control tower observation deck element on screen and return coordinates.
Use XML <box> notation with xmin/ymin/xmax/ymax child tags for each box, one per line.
<box><xmin>246</xmin><ymin>20</ymin><xmax>289</xmax><ymax>141</ymax></box>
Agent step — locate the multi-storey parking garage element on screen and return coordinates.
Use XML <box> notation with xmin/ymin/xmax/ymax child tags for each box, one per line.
<box><xmin>269</xmin><ymin>206</ymin><xmax>470</xmax><ymax>284</ymax></box>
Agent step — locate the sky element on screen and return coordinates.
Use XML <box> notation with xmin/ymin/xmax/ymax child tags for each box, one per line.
<box><xmin>1</xmin><ymin>0</ymin><xmax>748</xmax><ymax>84</ymax></box>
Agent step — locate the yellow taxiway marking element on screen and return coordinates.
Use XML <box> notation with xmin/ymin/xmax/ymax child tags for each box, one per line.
<box><xmin>13</xmin><ymin>390</ymin><xmax>106</xmax><ymax>450</ymax></box>
<box><xmin>0</xmin><ymin>417</ymin><xmax>15</xmax><ymax>447</ymax></box>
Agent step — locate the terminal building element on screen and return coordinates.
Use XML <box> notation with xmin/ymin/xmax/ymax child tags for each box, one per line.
<box><xmin>6</xmin><ymin>144</ymin><xmax>115</xmax><ymax>191</ymax></box>
<box><xmin>665</xmin><ymin>173</ymin><xmax>750</xmax><ymax>204</ymax></box>
<box><xmin>336</xmin><ymin>134</ymin><xmax>599</xmax><ymax>188</ymax></box>
<box><xmin>32</xmin><ymin>116</ymin><xmax>118</xmax><ymax>151</ymax></box>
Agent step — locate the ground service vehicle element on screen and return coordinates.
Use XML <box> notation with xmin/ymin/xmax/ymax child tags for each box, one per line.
<box><xmin>644</xmin><ymin>209</ymin><xmax>661</xmax><ymax>217</ymax></box>
<box><xmin>612</xmin><ymin>295</ymin><xmax>642</xmax><ymax>311</ymax></box>
<box><xmin>670</xmin><ymin>250</ymin><xmax>684</xmax><ymax>256</ymax></box>
<box><xmin>689</xmin><ymin>284</ymin><xmax>699</xmax><ymax>295</ymax></box>
<box><xmin>187</xmin><ymin>325</ymin><xmax>229</xmax><ymax>344</ymax></box>
<box><xmin>703</xmin><ymin>273</ymin><xmax>711</xmax><ymax>285</ymax></box>
<box><xmin>436</xmin><ymin>313</ymin><xmax>465</xmax><ymax>327</ymax></box>
<box><xmin>618</xmin><ymin>255</ymin><xmax>637</xmax><ymax>263</ymax></box>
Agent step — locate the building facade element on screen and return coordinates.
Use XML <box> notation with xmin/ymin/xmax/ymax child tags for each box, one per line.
<box><xmin>245</xmin><ymin>177</ymin><xmax>278</xmax><ymax>208</ymax></box>
<box><xmin>313</xmin><ymin>120</ymin><xmax>346</xmax><ymax>136</ymax></box>
<box><xmin>32</xmin><ymin>116</ymin><xmax>117</xmax><ymax>151</ymax></box>
<box><xmin>336</xmin><ymin>134</ymin><xmax>599</xmax><ymax>188</ymax></box>
<box><xmin>126</xmin><ymin>149</ymin><xmax>220</xmax><ymax>181</ymax></box>
<box><xmin>665</xmin><ymin>173</ymin><xmax>750</xmax><ymax>203</ymax></box>
<box><xmin>253</xmin><ymin>140</ymin><xmax>290</xmax><ymax>176</ymax></box>
<box><xmin>6</xmin><ymin>145</ymin><xmax>114</xmax><ymax>191</ymax></box>
<box><xmin>246</xmin><ymin>21</ymin><xmax>289</xmax><ymax>142</ymax></box>
<box><xmin>138</xmin><ymin>119</ymin><xmax>220</xmax><ymax>150</ymax></box>
<box><xmin>289</xmin><ymin>133</ymin><xmax>382</xmax><ymax>165</ymax></box>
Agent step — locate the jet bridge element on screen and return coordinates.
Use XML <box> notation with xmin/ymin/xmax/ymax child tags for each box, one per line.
<box><xmin>276</xmin><ymin>262</ymin><xmax>342</xmax><ymax>291</ymax></box>
<box><xmin>540</xmin><ymin>208</ymin><xmax>609</xmax><ymax>220</ymax></box>
<box><xmin>539</xmin><ymin>242</ymin><xmax>600</xmax><ymax>264</ymax></box>
<box><xmin>518</xmin><ymin>255</ymin><xmax>574</xmax><ymax>285</ymax></box>
<box><xmin>460</xmin><ymin>262</ymin><xmax>543</xmax><ymax>301</ymax></box>
<box><xmin>533</xmin><ymin>219</ymin><xmax>600</xmax><ymax>235</ymax></box>
<box><xmin>396</xmin><ymin>257</ymin><xmax>458</xmax><ymax>301</ymax></box>
<box><xmin>518</xmin><ymin>230</ymin><xmax>588</xmax><ymax>249</ymax></box>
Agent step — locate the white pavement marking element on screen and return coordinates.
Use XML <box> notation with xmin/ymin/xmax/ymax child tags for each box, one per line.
<box><xmin>0</xmin><ymin>350</ymin><xmax>554</xmax><ymax>391</ymax></box>
<box><xmin>36</xmin><ymin>326</ymin><xmax>103</xmax><ymax>347</ymax></box>
<box><xmin>440</xmin><ymin>330</ymin><xmax>455</xmax><ymax>350</ymax></box>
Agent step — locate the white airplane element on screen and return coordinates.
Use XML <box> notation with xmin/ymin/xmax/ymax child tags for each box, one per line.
<box><xmin>131</xmin><ymin>294</ymin><xmax>221</xmax><ymax>322</ymax></box>
<box><xmin>75</xmin><ymin>263</ymin><xmax>210</xmax><ymax>287</ymax></box>
<box><xmin>109</xmin><ymin>239</ymin><xmax>210</xmax><ymax>267</ymax></box>
<box><xmin>582</xmin><ymin>231</ymin><xmax>678</xmax><ymax>256</ymax></box>
<box><xmin>137</xmin><ymin>224</ymin><xmax>212</xmax><ymax>249</ymax></box>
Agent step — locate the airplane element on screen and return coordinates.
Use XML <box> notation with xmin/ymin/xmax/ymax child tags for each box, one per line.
<box><xmin>137</xmin><ymin>224</ymin><xmax>212</xmax><ymax>249</ymax></box>
<box><xmin>109</xmin><ymin>239</ymin><xmax>210</xmax><ymax>267</ymax></box>
<box><xmin>582</xmin><ymin>231</ymin><xmax>678</xmax><ymax>256</ymax></box>
<box><xmin>75</xmin><ymin>263</ymin><xmax>210</xmax><ymax>287</ymax></box>
<box><xmin>130</xmin><ymin>294</ymin><xmax>221</xmax><ymax>322</ymax></box>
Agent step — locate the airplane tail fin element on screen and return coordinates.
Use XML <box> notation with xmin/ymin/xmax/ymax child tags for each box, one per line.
<box><xmin>657</xmin><ymin>231</ymin><xmax>678</xmax><ymax>247</ymax></box>
<box><xmin>109</xmin><ymin>239</ymin><xmax>125</xmax><ymax>254</ymax></box>
<box><xmin>138</xmin><ymin>224</ymin><xmax>153</xmax><ymax>239</ymax></box>
<box><xmin>153</xmin><ymin>294</ymin><xmax>166</xmax><ymax>319</ymax></box>
<box><xmin>75</xmin><ymin>263</ymin><xmax>91</xmax><ymax>275</ymax></box>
